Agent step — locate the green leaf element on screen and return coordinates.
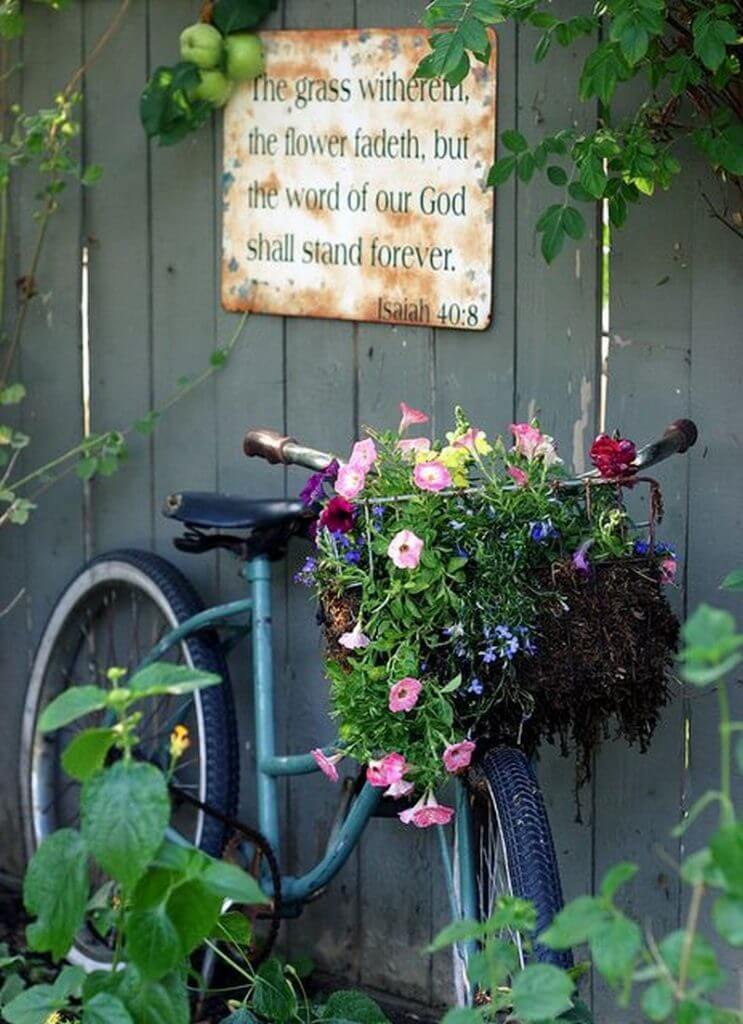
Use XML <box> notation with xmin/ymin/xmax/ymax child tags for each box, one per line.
<box><xmin>540</xmin><ymin>896</ymin><xmax>610</xmax><ymax>949</ymax></box>
<box><xmin>82</xmin><ymin>761</ymin><xmax>169</xmax><ymax>890</ymax></box>
<box><xmin>81</xmin><ymin>163</ymin><xmax>103</xmax><ymax>186</ymax></box>
<box><xmin>82</xmin><ymin>993</ymin><xmax>135</xmax><ymax>1024</ymax></box>
<box><xmin>511</xmin><ymin>963</ymin><xmax>574</xmax><ymax>1022</ymax></box>
<box><xmin>710</xmin><ymin>823</ymin><xmax>743</xmax><ymax>896</ymax></box>
<box><xmin>693</xmin><ymin>9</ymin><xmax>738</xmax><ymax>71</ymax></box>
<box><xmin>441</xmin><ymin>1010</ymin><xmax>482</xmax><ymax>1024</ymax></box>
<box><xmin>213</xmin><ymin>910</ymin><xmax>252</xmax><ymax>945</ymax></box>
<box><xmin>52</xmin><ymin>965</ymin><xmax>85</xmax><ymax>1001</ymax></box>
<box><xmin>0</xmin><ymin>976</ymin><xmax>25</xmax><ymax>1011</ymax></box>
<box><xmin>487</xmin><ymin>155</ymin><xmax>516</xmax><ymax>186</ymax></box>
<box><xmin>251</xmin><ymin>958</ymin><xmax>297</xmax><ymax>1024</ymax></box>
<box><xmin>201</xmin><ymin>859</ymin><xmax>269</xmax><ymax>904</ymax></box>
<box><xmin>321</xmin><ymin>990</ymin><xmax>389</xmax><ymax>1023</ymax></box>
<box><xmin>23</xmin><ymin>829</ymin><xmax>89</xmax><ymax>961</ymax></box>
<box><xmin>127</xmin><ymin>662</ymin><xmax>221</xmax><ymax>698</ymax></box>
<box><xmin>641</xmin><ymin>981</ymin><xmax>674</xmax><ymax>1021</ymax></box>
<box><xmin>536</xmin><ymin>204</ymin><xmax>566</xmax><ymax>263</ymax></box>
<box><xmin>501</xmin><ymin>129</ymin><xmax>528</xmax><ymax>154</ymax></box>
<box><xmin>590</xmin><ymin>914</ymin><xmax>642</xmax><ymax>984</ymax></box>
<box><xmin>580</xmin><ymin>152</ymin><xmax>607</xmax><ymax>198</ymax></box>
<box><xmin>0</xmin><ymin>383</ymin><xmax>26</xmax><ymax>406</ymax></box>
<box><xmin>220</xmin><ymin>1011</ymin><xmax>259</xmax><ymax>1024</ymax></box>
<box><xmin>658</xmin><ymin>931</ymin><xmax>725</xmax><ymax>992</ymax></box>
<box><xmin>600</xmin><ymin>862</ymin><xmax>638</xmax><ymax>899</ymax></box>
<box><xmin>562</xmin><ymin>206</ymin><xmax>586</xmax><ymax>241</ymax></box>
<box><xmin>110</xmin><ymin>966</ymin><xmax>189</xmax><ymax>1024</ymax></box>
<box><xmin>2</xmin><ymin>984</ymin><xmax>61</xmax><ymax>1024</ymax></box>
<box><xmin>517</xmin><ymin>152</ymin><xmax>536</xmax><ymax>182</ymax></box>
<box><xmin>579</xmin><ymin>42</ymin><xmax>628</xmax><ymax>105</ymax></box>
<box><xmin>428</xmin><ymin>917</ymin><xmax>486</xmax><ymax>952</ymax></box>
<box><xmin>167</xmin><ymin>879</ymin><xmax>222</xmax><ymax>954</ymax></box>
<box><xmin>62</xmin><ymin>727</ymin><xmax>117</xmax><ymax>781</ymax></box>
<box><xmin>440</xmin><ymin>673</ymin><xmax>463</xmax><ymax>694</ymax></box>
<box><xmin>680</xmin><ymin>848</ymin><xmax>725</xmax><ymax>888</ymax></box>
<box><xmin>534</xmin><ymin>32</ymin><xmax>552</xmax><ymax>63</ymax></box>
<box><xmin>547</xmin><ymin>165</ymin><xmax>568</xmax><ymax>186</ymax></box>
<box><xmin>721</xmin><ymin>569</ymin><xmax>743</xmax><ymax>591</ymax></box>
<box><xmin>712</xmin><ymin>895</ymin><xmax>743</xmax><ymax>946</ymax></box>
<box><xmin>213</xmin><ymin>0</ymin><xmax>277</xmax><ymax>34</ymax></box>
<box><xmin>126</xmin><ymin>905</ymin><xmax>183</xmax><ymax>981</ymax></box>
<box><xmin>39</xmin><ymin>685</ymin><xmax>108</xmax><ymax>732</ymax></box>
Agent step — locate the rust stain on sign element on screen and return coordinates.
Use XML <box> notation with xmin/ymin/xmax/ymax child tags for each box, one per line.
<box><xmin>222</xmin><ymin>28</ymin><xmax>497</xmax><ymax>331</ymax></box>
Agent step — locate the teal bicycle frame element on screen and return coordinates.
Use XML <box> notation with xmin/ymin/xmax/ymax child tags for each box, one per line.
<box><xmin>145</xmin><ymin>552</ymin><xmax>478</xmax><ymax>926</ymax></box>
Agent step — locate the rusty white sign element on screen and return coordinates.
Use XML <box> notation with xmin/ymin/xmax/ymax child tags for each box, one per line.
<box><xmin>222</xmin><ymin>28</ymin><xmax>497</xmax><ymax>331</ymax></box>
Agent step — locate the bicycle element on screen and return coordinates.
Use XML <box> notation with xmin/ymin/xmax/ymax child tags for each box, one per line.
<box><xmin>19</xmin><ymin>417</ymin><xmax>698</xmax><ymax>1005</ymax></box>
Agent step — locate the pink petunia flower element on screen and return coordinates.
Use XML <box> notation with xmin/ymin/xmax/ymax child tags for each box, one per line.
<box><xmin>397</xmin><ymin>437</ymin><xmax>431</xmax><ymax>456</ymax></box>
<box><xmin>399</xmin><ymin>402</ymin><xmax>429</xmax><ymax>434</ymax></box>
<box><xmin>590</xmin><ymin>433</ymin><xmax>637</xmax><ymax>478</ymax></box>
<box><xmin>339</xmin><ymin>623</ymin><xmax>371</xmax><ymax>650</ymax></box>
<box><xmin>452</xmin><ymin>427</ymin><xmax>489</xmax><ymax>453</ymax></box>
<box><xmin>399</xmin><ymin>791</ymin><xmax>455</xmax><ymax>828</ymax></box>
<box><xmin>388</xmin><ymin>529</ymin><xmax>424</xmax><ymax>569</ymax></box>
<box><xmin>367</xmin><ymin>752</ymin><xmax>407</xmax><ymax>788</ymax></box>
<box><xmin>311</xmin><ymin>748</ymin><xmax>344</xmax><ymax>783</ymax></box>
<box><xmin>443</xmin><ymin>739</ymin><xmax>476</xmax><ymax>774</ymax></box>
<box><xmin>507</xmin><ymin>465</ymin><xmax>529</xmax><ymax>488</ymax></box>
<box><xmin>318</xmin><ymin>496</ymin><xmax>354</xmax><ymax>534</ymax></box>
<box><xmin>349</xmin><ymin>438</ymin><xmax>378</xmax><ymax>472</ymax></box>
<box><xmin>534</xmin><ymin>434</ymin><xmax>562</xmax><ymax>469</ymax></box>
<box><xmin>511</xmin><ymin>423</ymin><xmax>544</xmax><ymax>461</ymax></box>
<box><xmin>660</xmin><ymin>557</ymin><xmax>677</xmax><ymax>584</ymax></box>
<box><xmin>384</xmin><ymin>779</ymin><xmax>415</xmax><ymax>800</ymax></box>
<box><xmin>413</xmin><ymin>461</ymin><xmax>452</xmax><ymax>492</ymax></box>
<box><xmin>335</xmin><ymin>463</ymin><xmax>366</xmax><ymax>500</ymax></box>
<box><xmin>389</xmin><ymin>677</ymin><xmax>423</xmax><ymax>713</ymax></box>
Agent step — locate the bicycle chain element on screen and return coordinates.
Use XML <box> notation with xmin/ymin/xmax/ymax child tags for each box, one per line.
<box><xmin>169</xmin><ymin>783</ymin><xmax>282</xmax><ymax>967</ymax></box>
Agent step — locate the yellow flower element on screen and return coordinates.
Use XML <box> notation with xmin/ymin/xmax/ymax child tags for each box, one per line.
<box><xmin>169</xmin><ymin>724</ymin><xmax>191</xmax><ymax>760</ymax></box>
<box><xmin>45</xmin><ymin>1014</ymin><xmax>63</xmax><ymax>1024</ymax></box>
<box><xmin>446</xmin><ymin>426</ymin><xmax>493</xmax><ymax>456</ymax></box>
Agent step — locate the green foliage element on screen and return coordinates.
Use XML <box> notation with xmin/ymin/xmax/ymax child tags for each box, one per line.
<box><xmin>3</xmin><ymin>662</ymin><xmax>268</xmax><ymax>1024</ymax></box>
<box><xmin>417</xmin><ymin>0</ymin><xmax>743</xmax><ymax>259</ymax></box>
<box><xmin>213</xmin><ymin>0</ymin><xmax>278</xmax><ymax>34</ymax></box>
<box><xmin>429</xmin><ymin>594</ymin><xmax>742</xmax><ymax>1023</ymax></box>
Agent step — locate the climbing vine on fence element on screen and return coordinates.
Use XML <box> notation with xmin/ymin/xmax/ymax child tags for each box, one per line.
<box><xmin>415</xmin><ymin>0</ymin><xmax>743</xmax><ymax>261</ymax></box>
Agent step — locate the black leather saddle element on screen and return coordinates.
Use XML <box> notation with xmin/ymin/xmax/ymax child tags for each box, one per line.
<box><xmin>163</xmin><ymin>491</ymin><xmax>310</xmax><ymax>559</ymax></box>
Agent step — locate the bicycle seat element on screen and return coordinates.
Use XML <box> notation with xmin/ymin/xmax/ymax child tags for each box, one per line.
<box><xmin>163</xmin><ymin>491</ymin><xmax>306</xmax><ymax>531</ymax></box>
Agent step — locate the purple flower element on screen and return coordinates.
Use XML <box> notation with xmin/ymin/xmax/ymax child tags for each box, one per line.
<box><xmin>503</xmin><ymin>637</ymin><xmax>520</xmax><ymax>660</ymax></box>
<box><xmin>345</xmin><ymin>550</ymin><xmax>362</xmax><ymax>565</ymax></box>
<box><xmin>494</xmin><ymin>625</ymin><xmax>512</xmax><ymax>639</ymax></box>
<box><xmin>299</xmin><ymin>460</ymin><xmax>340</xmax><ymax>507</ymax></box>
<box><xmin>293</xmin><ymin>556</ymin><xmax>317</xmax><ymax>587</ymax></box>
<box><xmin>634</xmin><ymin>539</ymin><xmax>650</xmax><ymax>556</ymax></box>
<box><xmin>468</xmin><ymin>677</ymin><xmax>483</xmax><ymax>695</ymax></box>
<box><xmin>530</xmin><ymin>519</ymin><xmax>559</xmax><ymax>543</ymax></box>
<box><xmin>450</xmin><ymin>520</ymin><xmax>465</xmax><ymax>531</ymax></box>
<box><xmin>455</xmin><ymin>545</ymin><xmax>469</xmax><ymax>559</ymax></box>
<box><xmin>572</xmin><ymin>539</ymin><xmax>593</xmax><ymax>576</ymax></box>
<box><xmin>481</xmin><ymin>646</ymin><xmax>497</xmax><ymax>664</ymax></box>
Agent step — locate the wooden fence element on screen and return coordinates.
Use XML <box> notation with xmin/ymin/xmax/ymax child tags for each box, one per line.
<box><xmin>1</xmin><ymin>0</ymin><xmax>741</xmax><ymax>1017</ymax></box>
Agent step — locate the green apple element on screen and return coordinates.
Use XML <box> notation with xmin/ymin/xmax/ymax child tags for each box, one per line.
<box><xmin>192</xmin><ymin>69</ymin><xmax>233</xmax><ymax>108</ymax></box>
<box><xmin>179</xmin><ymin>22</ymin><xmax>224</xmax><ymax>69</ymax></box>
<box><xmin>225</xmin><ymin>33</ymin><xmax>265</xmax><ymax>82</ymax></box>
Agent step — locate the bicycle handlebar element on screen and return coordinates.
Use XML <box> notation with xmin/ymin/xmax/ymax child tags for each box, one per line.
<box><xmin>244</xmin><ymin>419</ymin><xmax>698</xmax><ymax>480</ymax></box>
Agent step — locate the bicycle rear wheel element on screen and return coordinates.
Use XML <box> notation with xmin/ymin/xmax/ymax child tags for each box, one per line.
<box><xmin>19</xmin><ymin>548</ymin><xmax>240</xmax><ymax>971</ymax></box>
<box><xmin>451</xmin><ymin>745</ymin><xmax>572</xmax><ymax>1004</ymax></box>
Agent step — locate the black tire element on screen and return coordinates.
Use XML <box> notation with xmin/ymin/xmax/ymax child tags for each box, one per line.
<box><xmin>479</xmin><ymin>746</ymin><xmax>573</xmax><ymax>969</ymax></box>
<box><xmin>19</xmin><ymin>549</ymin><xmax>240</xmax><ymax>968</ymax></box>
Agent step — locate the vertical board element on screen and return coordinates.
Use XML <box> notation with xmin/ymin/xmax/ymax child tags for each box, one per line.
<box><xmin>85</xmin><ymin>0</ymin><xmax>153</xmax><ymax>556</ymax></box>
<box><xmin>11</xmin><ymin>1</ymin><xmax>86</xmax><ymax>872</ymax></box>
<box><xmin>281</xmin><ymin>0</ymin><xmax>361</xmax><ymax>981</ymax></box>
<box><xmin>595</xmin><ymin>155</ymin><xmax>696</xmax><ymax>1020</ymax></box>
<box><xmin>684</xmin><ymin>175</ymin><xmax>743</xmax><ymax>998</ymax></box>
<box><xmin>0</xmin><ymin>32</ymin><xmax>28</xmax><ymax>875</ymax></box>
<box><xmin>149</xmin><ymin>0</ymin><xmax>217</xmax><ymax>602</ymax></box>
<box><xmin>511</xmin><ymin>11</ymin><xmax>599</xmax><ymax>1010</ymax></box>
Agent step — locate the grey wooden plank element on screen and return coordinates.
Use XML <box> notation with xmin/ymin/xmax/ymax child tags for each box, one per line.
<box><xmin>511</xmin><ymin>7</ymin><xmax>600</xmax><ymax>1011</ymax></box>
<box><xmin>683</xmin><ymin>172</ymin><xmax>743</xmax><ymax>1001</ymax></box>
<box><xmin>6</xmin><ymin>1</ymin><xmax>85</xmax><ymax>863</ymax></box>
<box><xmin>148</xmin><ymin>0</ymin><xmax>218</xmax><ymax>603</ymax></box>
<box><xmin>280</xmin><ymin>0</ymin><xmax>360</xmax><ymax>981</ymax></box>
<box><xmin>0</xmin><ymin>32</ymin><xmax>29</xmax><ymax>877</ymax></box>
<box><xmin>353</xmin><ymin>0</ymin><xmax>438</xmax><ymax>1005</ymax></box>
<box><xmin>84</xmin><ymin>0</ymin><xmax>153</xmax><ymax>556</ymax></box>
<box><xmin>594</xmin><ymin>160</ymin><xmax>695</xmax><ymax>1021</ymax></box>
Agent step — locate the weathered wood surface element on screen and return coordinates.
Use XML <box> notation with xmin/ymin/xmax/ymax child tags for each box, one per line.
<box><xmin>1</xmin><ymin>0</ymin><xmax>741</xmax><ymax>1015</ymax></box>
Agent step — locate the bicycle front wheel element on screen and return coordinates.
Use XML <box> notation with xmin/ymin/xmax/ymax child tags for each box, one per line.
<box><xmin>19</xmin><ymin>548</ymin><xmax>239</xmax><ymax>972</ymax></box>
<box><xmin>451</xmin><ymin>745</ymin><xmax>573</xmax><ymax>1005</ymax></box>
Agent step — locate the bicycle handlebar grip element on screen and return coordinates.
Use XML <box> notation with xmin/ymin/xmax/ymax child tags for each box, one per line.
<box><xmin>243</xmin><ymin>428</ymin><xmax>297</xmax><ymax>465</ymax></box>
<box><xmin>664</xmin><ymin>419</ymin><xmax>698</xmax><ymax>454</ymax></box>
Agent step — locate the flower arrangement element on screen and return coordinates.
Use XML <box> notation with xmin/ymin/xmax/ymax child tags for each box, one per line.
<box><xmin>297</xmin><ymin>405</ymin><xmax>679</xmax><ymax>826</ymax></box>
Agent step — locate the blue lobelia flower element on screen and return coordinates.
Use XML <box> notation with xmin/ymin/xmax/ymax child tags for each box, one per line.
<box><xmin>468</xmin><ymin>677</ymin><xmax>483</xmax><ymax>695</ymax></box>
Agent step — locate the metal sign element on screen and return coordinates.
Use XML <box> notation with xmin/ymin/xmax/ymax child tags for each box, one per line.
<box><xmin>222</xmin><ymin>28</ymin><xmax>497</xmax><ymax>331</ymax></box>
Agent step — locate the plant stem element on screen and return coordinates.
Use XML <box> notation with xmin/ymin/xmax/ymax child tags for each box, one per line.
<box><xmin>678</xmin><ymin>881</ymin><xmax>704</xmax><ymax>993</ymax></box>
<box><xmin>717</xmin><ymin>680</ymin><xmax>733</xmax><ymax>826</ymax></box>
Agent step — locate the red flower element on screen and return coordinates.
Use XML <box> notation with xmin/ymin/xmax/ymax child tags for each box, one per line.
<box><xmin>318</xmin><ymin>496</ymin><xmax>355</xmax><ymax>534</ymax></box>
<box><xmin>589</xmin><ymin>433</ymin><xmax>637</xmax><ymax>478</ymax></box>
